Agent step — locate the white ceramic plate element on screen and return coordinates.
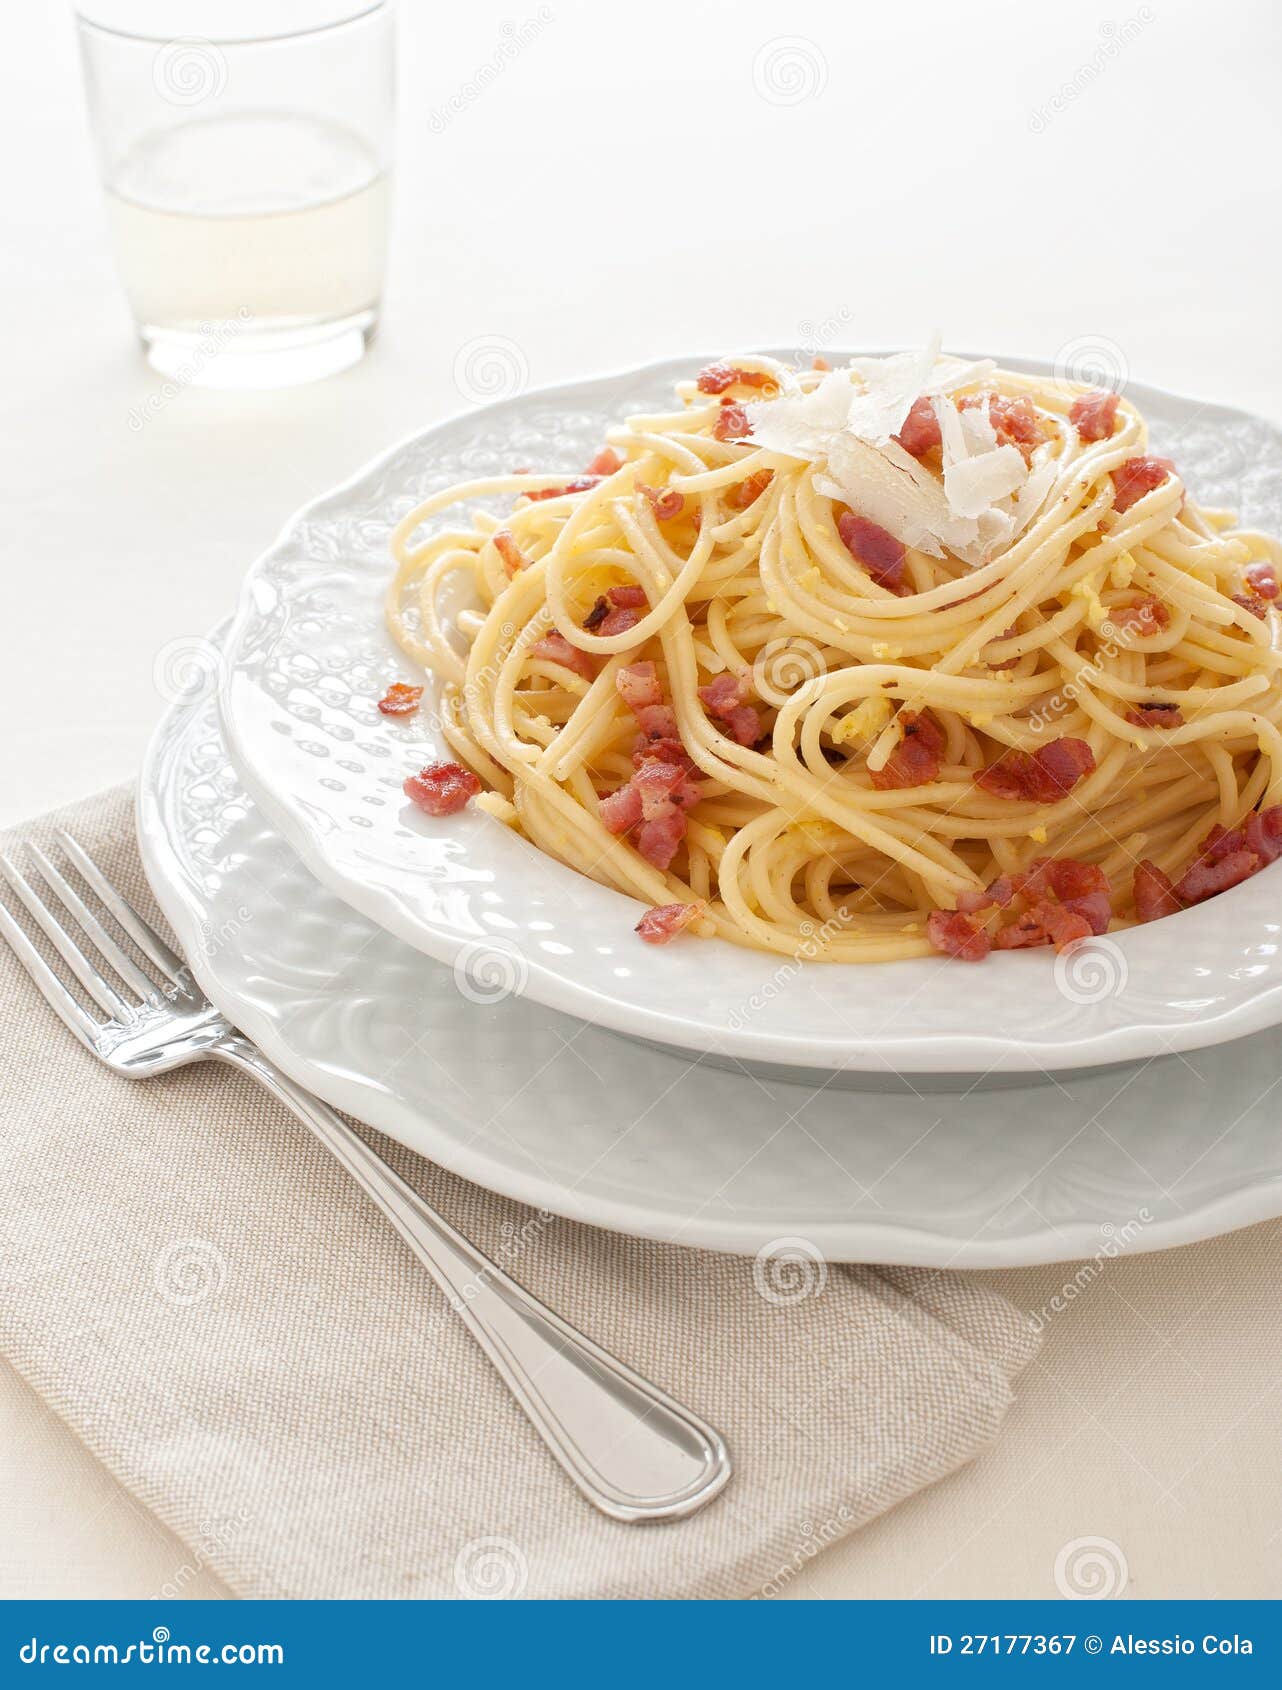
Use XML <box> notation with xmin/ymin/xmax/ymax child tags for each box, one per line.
<box><xmin>143</xmin><ymin>637</ymin><xmax>1282</xmax><ymax>1265</ymax></box>
<box><xmin>219</xmin><ymin>352</ymin><xmax>1282</xmax><ymax>1077</ymax></box>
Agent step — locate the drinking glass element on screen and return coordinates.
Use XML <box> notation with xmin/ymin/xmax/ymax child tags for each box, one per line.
<box><xmin>76</xmin><ymin>2</ymin><xmax>395</xmax><ymax>388</ymax></box>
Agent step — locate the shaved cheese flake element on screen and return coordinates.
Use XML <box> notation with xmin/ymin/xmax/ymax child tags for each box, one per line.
<box><xmin>744</xmin><ymin>340</ymin><xmax>1045</xmax><ymax>567</ymax></box>
<box><xmin>943</xmin><ymin>444</ymin><xmax>1027</xmax><ymax>520</ymax></box>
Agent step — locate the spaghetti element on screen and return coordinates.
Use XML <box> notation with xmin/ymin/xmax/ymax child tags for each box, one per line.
<box><xmin>385</xmin><ymin>350</ymin><xmax>1282</xmax><ymax>960</ymax></box>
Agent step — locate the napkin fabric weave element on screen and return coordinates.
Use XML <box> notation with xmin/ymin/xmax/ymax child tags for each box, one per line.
<box><xmin>0</xmin><ymin>787</ymin><xmax>1039</xmax><ymax>1600</ymax></box>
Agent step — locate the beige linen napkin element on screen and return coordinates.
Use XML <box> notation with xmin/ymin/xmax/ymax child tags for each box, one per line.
<box><xmin>0</xmin><ymin>787</ymin><xmax>1039</xmax><ymax>1600</ymax></box>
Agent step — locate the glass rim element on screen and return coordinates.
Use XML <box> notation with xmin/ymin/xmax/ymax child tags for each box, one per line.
<box><xmin>74</xmin><ymin>2</ymin><xmax>388</xmax><ymax>49</ymax></box>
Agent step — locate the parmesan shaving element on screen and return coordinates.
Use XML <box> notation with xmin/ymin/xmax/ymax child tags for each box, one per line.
<box><xmin>745</xmin><ymin>339</ymin><xmax>1052</xmax><ymax>567</ymax></box>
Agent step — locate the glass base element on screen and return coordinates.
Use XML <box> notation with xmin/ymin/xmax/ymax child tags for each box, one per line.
<box><xmin>140</xmin><ymin>308</ymin><xmax>376</xmax><ymax>390</ymax></box>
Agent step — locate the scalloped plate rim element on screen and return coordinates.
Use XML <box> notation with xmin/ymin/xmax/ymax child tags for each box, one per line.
<box><xmin>216</xmin><ymin>348</ymin><xmax>1282</xmax><ymax>1076</ymax></box>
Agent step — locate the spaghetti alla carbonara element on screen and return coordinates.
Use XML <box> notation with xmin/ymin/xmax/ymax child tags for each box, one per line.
<box><xmin>384</xmin><ymin>347</ymin><xmax>1282</xmax><ymax>961</ymax></box>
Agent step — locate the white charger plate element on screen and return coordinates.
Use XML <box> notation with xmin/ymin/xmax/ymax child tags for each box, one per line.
<box><xmin>141</xmin><ymin>634</ymin><xmax>1282</xmax><ymax>1266</ymax></box>
<box><xmin>218</xmin><ymin>351</ymin><xmax>1282</xmax><ymax>1077</ymax></box>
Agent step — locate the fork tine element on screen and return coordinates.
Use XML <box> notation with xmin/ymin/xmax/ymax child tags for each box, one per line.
<box><xmin>0</xmin><ymin>893</ymin><xmax>102</xmax><ymax>1052</ymax></box>
<box><xmin>0</xmin><ymin>851</ymin><xmax>135</xmax><ymax>1019</ymax></box>
<box><xmin>56</xmin><ymin>831</ymin><xmax>185</xmax><ymax>985</ymax></box>
<box><xmin>25</xmin><ymin>843</ymin><xmax>163</xmax><ymax>1003</ymax></box>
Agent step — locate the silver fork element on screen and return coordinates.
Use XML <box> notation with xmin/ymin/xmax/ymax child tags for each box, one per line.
<box><xmin>0</xmin><ymin>830</ymin><xmax>731</xmax><ymax>1524</ymax></box>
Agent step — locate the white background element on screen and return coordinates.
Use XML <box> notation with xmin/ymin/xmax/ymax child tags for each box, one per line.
<box><xmin>1</xmin><ymin>0</ymin><xmax>1281</xmax><ymax>1599</ymax></box>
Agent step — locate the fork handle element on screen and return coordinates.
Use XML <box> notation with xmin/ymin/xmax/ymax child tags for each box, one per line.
<box><xmin>214</xmin><ymin>1038</ymin><xmax>730</xmax><ymax>1523</ymax></box>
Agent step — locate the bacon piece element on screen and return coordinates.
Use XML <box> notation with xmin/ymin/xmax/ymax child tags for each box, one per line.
<box><xmin>987</xmin><ymin>395</ymin><xmax>1041</xmax><ymax>458</ymax></box>
<box><xmin>530</xmin><ymin>630</ymin><xmax>595</xmax><ymax>680</ymax></box>
<box><xmin>726</xmin><ymin>469</ymin><xmax>774</xmax><ymax>510</ymax></box>
<box><xmin>636</xmin><ymin>900</ymin><xmax>704</xmax><ymax>945</ymax></box>
<box><xmin>403</xmin><ymin>761</ymin><xmax>481</xmax><ymax>816</ymax></box>
<box><xmin>1126</xmin><ymin>702</ymin><xmax>1184</xmax><ymax>729</ymax></box>
<box><xmin>493</xmin><ymin>528</ymin><xmax>529</xmax><ymax>576</ymax></box>
<box><xmin>617</xmin><ymin>661</ymin><xmax>662</xmax><ymax>712</ymax></box>
<box><xmin>586</xmin><ymin>584</ymin><xmax>646</xmax><ymax>632</ymax></box>
<box><xmin>993</xmin><ymin>900</ymin><xmax>1093</xmax><ymax>952</ymax></box>
<box><xmin>1022</xmin><ymin>857</ymin><xmax>1113</xmax><ymax>935</ymax></box>
<box><xmin>1133</xmin><ymin>859</ymin><xmax>1182</xmax><ymax>923</ymax></box>
<box><xmin>585</xmin><ymin>446</ymin><xmax>622</xmax><ymax>476</ymax></box>
<box><xmin>632</xmin><ymin>736</ymin><xmax>696</xmax><ymax>773</ymax></box>
<box><xmin>1110</xmin><ymin>596</ymin><xmax>1170</xmax><ymax>637</ymax></box>
<box><xmin>1245</xmin><ymin>805</ymin><xmax>1282</xmax><ymax>866</ymax></box>
<box><xmin>634</xmin><ymin>703</ymin><xmax>678</xmax><ymax>740</ymax></box>
<box><xmin>377</xmin><ymin>682</ymin><xmax>423</xmax><ymax>718</ymax></box>
<box><xmin>1069</xmin><ymin>389</ymin><xmax>1120</xmax><ymax>442</ymax></box>
<box><xmin>1111</xmin><ymin>456</ymin><xmax>1176</xmax><ymax>514</ymax></box>
<box><xmin>637</xmin><ymin>483</ymin><xmax>685</xmax><ymax>520</ymax></box>
<box><xmin>633</xmin><ymin>758</ymin><xmax>700</xmax><ymax>818</ymax></box>
<box><xmin>961</xmin><ymin>393</ymin><xmax>1041</xmax><ymax>460</ymax></box>
<box><xmin>597</xmin><ymin>606</ymin><xmax>642</xmax><ymax>638</ymax></box>
<box><xmin>1176</xmin><ymin>849</ymin><xmax>1259</xmax><ymax>904</ymax></box>
<box><xmin>892</xmin><ymin>396</ymin><xmax>941</xmax><ymax>458</ymax></box>
<box><xmin>1232</xmin><ymin>592</ymin><xmax>1269</xmax><ymax>621</ymax></box>
<box><xmin>635</xmin><ymin>811</ymin><xmax>688</xmax><ymax>871</ymax></box>
<box><xmin>926</xmin><ymin>909</ymin><xmax>991</xmax><ymax>962</ymax></box>
<box><xmin>837</xmin><ymin>511</ymin><xmax>907</xmax><ymax>593</ymax></box>
<box><xmin>599</xmin><ymin>781</ymin><xmax>644</xmax><ymax>835</ymax></box>
<box><xmin>1172</xmin><ymin>821</ymin><xmax>1262</xmax><ymax>904</ymax></box>
<box><xmin>525</xmin><ymin>475</ymin><xmax>604</xmax><ymax>502</ymax></box>
<box><xmin>697</xmin><ymin>671</ymin><xmax>761</xmax><ymax>747</ymax></box>
<box><xmin>869</xmin><ymin>710</ymin><xmax>944</xmax><ymax>791</ymax></box>
<box><xmin>1245</xmin><ymin>562</ymin><xmax>1279</xmax><ymax>600</ymax></box>
<box><xmin>618</xmin><ymin>661</ymin><xmax>680</xmax><ymax>741</ymax></box>
<box><xmin>955</xmin><ymin>875</ymin><xmax>1015</xmax><ymax>915</ymax></box>
<box><xmin>713</xmin><ymin>401</ymin><xmax>751</xmax><ymax>442</ymax></box>
<box><xmin>696</xmin><ymin>362</ymin><xmax>773</xmax><ymax>395</ymax></box>
<box><xmin>975</xmin><ymin>737</ymin><xmax>1096</xmax><ymax>803</ymax></box>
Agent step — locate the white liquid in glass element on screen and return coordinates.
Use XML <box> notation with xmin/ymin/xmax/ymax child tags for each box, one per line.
<box><xmin>106</xmin><ymin>110</ymin><xmax>388</xmax><ymax>335</ymax></box>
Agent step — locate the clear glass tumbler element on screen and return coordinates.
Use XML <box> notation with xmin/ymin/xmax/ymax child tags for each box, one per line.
<box><xmin>76</xmin><ymin>2</ymin><xmax>395</xmax><ymax>388</ymax></box>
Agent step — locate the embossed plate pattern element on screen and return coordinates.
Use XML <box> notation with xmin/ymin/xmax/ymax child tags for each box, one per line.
<box><xmin>218</xmin><ymin>353</ymin><xmax>1282</xmax><ymax>1075</ymax></box>
<box><xmin>141</xmin><ymin>632</ymin><xmax>1282</xmax><ymax>1265</ymax></box>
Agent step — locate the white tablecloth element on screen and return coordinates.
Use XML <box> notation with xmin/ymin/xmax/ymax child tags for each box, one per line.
<box><xmin>2</xmin><ymin>0</ymin><xmax>1280</xmax><ymax>1599</ymax></box>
